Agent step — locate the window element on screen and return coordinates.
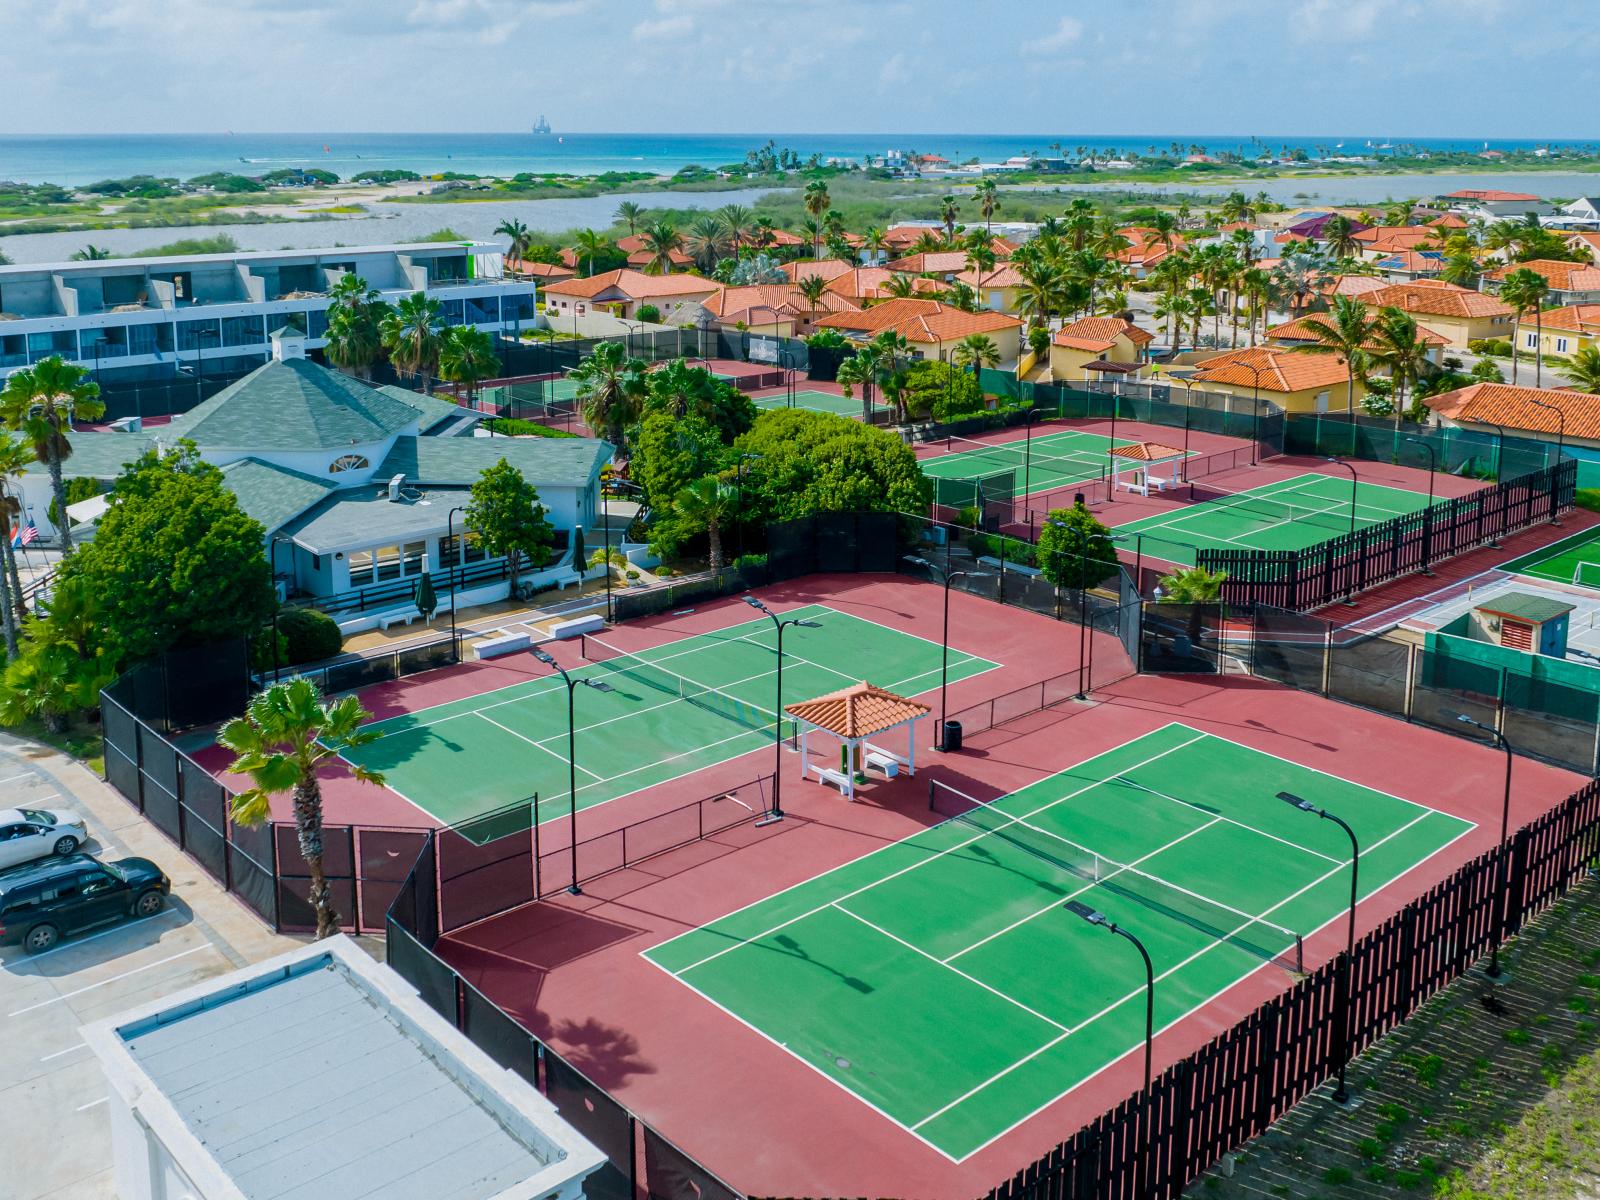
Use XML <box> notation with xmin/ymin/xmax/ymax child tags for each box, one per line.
<box><xmin>402</xmin><ymin>542</ymin><xmax>425</xmax><ymax>576</ymax></box>
<box><xmin>348</xmin><ymin>548</ymin><xmax>376</xmax><ymax>587</ymax></box>
<box><xmin>1526</xmin><ymin>332</ymin><xmax>1539</xmax><ymax>349</ymax></box>
<box><xmin>439</xmin><ymin>534</ymin><xmax>487</xmax><ymax>569</ymax></box>
<box><xmin>374</xmin><ymin>544</ymin><xmax>403</xmax><ymax>582</ymax></box>
<box><xmin>1557</xmin><ymin>337</ymin><xmax>1570</xmax><ymax>353</ymax></box>
<box><xmin>329</xmin><ymin>454</ymin><xmax>369</xmax><ymax>474</ymax></box>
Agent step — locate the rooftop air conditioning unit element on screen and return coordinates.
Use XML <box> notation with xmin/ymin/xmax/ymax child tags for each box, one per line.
<box><xmin>108</xmin><ymin>415</ymin><xmax>142</xmax><ymax>433</ymax></box>
<box><xmin>387</xmin><ymin>474</ymin><xmax>406</xmax><ymax>502</ymax></box>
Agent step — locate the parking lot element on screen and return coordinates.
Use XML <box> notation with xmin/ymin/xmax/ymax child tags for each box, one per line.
<box><xmin>0</xmin><ymin>735</ymin><xmax>300</xmax><ymax>1200</ymax></box>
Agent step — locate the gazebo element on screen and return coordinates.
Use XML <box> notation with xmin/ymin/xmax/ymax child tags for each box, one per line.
<box><xmin>1109</xmin><ymin>440</ymin><xmax>1188</xmax><ymax>497</ymax></box>
<box><xmin>785</xmin><ymin>682</ymin><xmax>931</xmax><ymax>802</ymax></box>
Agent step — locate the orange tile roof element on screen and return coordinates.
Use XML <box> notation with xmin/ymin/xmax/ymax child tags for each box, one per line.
<box><xmin>1565</xmin><ymin>231</ymin><xmax>1600</xmax><ymax>256</ymax></box>
<box><xmin>1112</xmin><ymin>226</ymin><xmax>1186</xmax><ymax>267</ymax></box>
<box><xmin>813</xmin><ymin>298</ymin><xmax>1020</xmax><ymax>343</ymax></box>
<box><xmin>1424</xmin><ymin>383</ymin><xmax>1600</xmax><ymax>440</ymax></box>
<box><xmin>1356</xmin><ymin>280</ymin><xmax>1513</xmax><ymax>319</ymax></box>
<box><xmin>1446</xmin><ymin>189</ymin><xmax>1540</xmax><ymax>202</ymax></box>
<box><xmin>782</xmin><ymin>258</ymin><xmax>854</xmax><ymax>283</ymax></box>
<box><xmin>1372</xmin><ymin>250</ymin><xmax>1447</xmax><ymax>275</ymax></box>
<box><xmin>1318</xmin><ymin>274</ymin><xmax>1390</xmax><ymax>298</ymax></box>
<box><xmin>784</xmin><ymin>681</ymin><xmax>930</xmax><ymax>739</ymax></box>
<box><xmin>1189</xmin><ymin>347</ymin><xmax>1356</xmax><ymax>393</ymax></box>
<box><xmin>505</xmin><ymin>257</ymin><xmax>575</xmax><ymax>279</ymax></box>
<box><xmin>884</xmin><ymin>250</ymin><xmax>974</xmax><ymax>274</ymax></box>
<box><xmin>1266</xmin><ymin>314</ymin><xmax>1448</xmax><ymax>349</ymax></box>
<box><xmin>822</xmin><ymin>267</ymin><xmax>943</xmax><ymax>302</ymax></box>
<box><xmin>1527</xmin><ymin>303</ymin><xmax>1600</xmax><ymax>335</ymax></box>
<box><xmin>883</xmin><ymin>224</ymin><xmax>943</xmax><ymax>247</ymax></box>
<box><xmin>1052</xmin><ymin>316</ymin><xmax>1155</xmax><ymax>352</ymax></box>
<box><xmin>701</xmin><ymin>284</ymin><xmax>859</xmax><ymax>324</ymax></box>
<box><xmin>1110</xmin><ymin>441</ymin><xmax>1186</xmax><ymax>463</ymax></box>
<box><xmin>954</xmin><ymin>263</ymin><xmax>1027</xmax><ymax>289</ymax></box>
<box><xmin>1427</xmin><ymin>214</ymin><xmax>1469</xmax><ymax>229</ymax></box>
<box><xmin>541</xmin><ymin>268</ymin><xmax>720</xmax><ymax>300</ymax></box>
<box><xmin>1482</xmin><ymin>259</ymin><xmax>1600</xmax><ymax>292</ymax></box>
<box><xmin>1357</xmin><ymin>227</ymin><xmax>1437</xmax><ymax>254</ymax></box>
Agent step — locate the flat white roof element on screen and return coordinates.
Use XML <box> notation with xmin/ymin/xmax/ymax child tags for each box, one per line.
<box><xmin>85</xmin><ymin>936</ymin><xmax>603</xmax><ymax>1200</ymax></box>
<box><xmin>0</xmin><ymin>241</ymin><xmax>495</xmax><ymax>277</ymax></box>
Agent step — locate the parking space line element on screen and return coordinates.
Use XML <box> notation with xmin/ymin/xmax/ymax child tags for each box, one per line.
<box><xmin>3</xmin><ymin>908</ymin><xmax>182</xmax><ymax>969</ymax></box>
<box><xmin>8</xmin><ymin>945</ymin><xmax>211</xmax><ymax>1016</ymax></box>
<box><xmin>75</xmin><ymin>1097</ymin><xmax>108</xmax><ymax>1111</ymax></box>
<box><xmin>0</xmin><ymin>772</ymin><xmax>37</xmax><ymax>786</ymax></box>
<box><xmin>40</xmin><ymin>1042</ymin><xmax>88</xmax><ymax>1062</ymax></box>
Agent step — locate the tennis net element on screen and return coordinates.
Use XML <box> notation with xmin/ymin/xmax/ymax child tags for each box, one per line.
<box><xmin>1188</xmin><ymin>481</ymin><xmax>1371</xmax><ymax>537</ymax></box>
<box><xmin>930</xmin><ymin>781</ymin><xmax>1305</xmax><ymax>974</ymax></box>
<box><xmin>581</xmin><ymin>635</ymin><xmax>797</xmax><ymax>744</ymax></box>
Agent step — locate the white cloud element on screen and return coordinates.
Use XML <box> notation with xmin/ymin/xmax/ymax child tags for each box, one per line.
<box><xmin>878</xmin><ymin>52</ymin><xmax>910</xmax><ymax>89</ymax></box>
<box><xmin>633</xmin><ymin>13</ymin><xmax>694</xmax><ymax>40</ymax></box>
<box><xmin>1021</xmin><ymin>15</ymin><xmax>1083</xmax><ymax>57</ymax></box>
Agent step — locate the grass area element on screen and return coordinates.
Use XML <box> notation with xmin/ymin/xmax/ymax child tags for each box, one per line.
<box><xmin>1200</xmin><ymin>875</ymin><xmax>1600</xmax><ymax>1199</ymax></box>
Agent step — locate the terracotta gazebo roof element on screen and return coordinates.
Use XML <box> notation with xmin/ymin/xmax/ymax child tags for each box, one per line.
<box><xmin>785</xmin><ymin>682</ymin><xmax>930</xmax><ymax>740</ymax></box>
<box><xmin>1109</xmin><ymin>441</ymin><xmax>1186</xmax><ymax>463</ymax></box>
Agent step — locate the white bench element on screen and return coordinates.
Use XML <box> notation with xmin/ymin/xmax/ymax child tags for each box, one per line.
<box><xmin>474</xmin><ymin>631</ymin><xmax>531</xmax><ymax>660</ymax></box>
<box><xmin>864</xmin><ymin>751</ymin><xmax>900</xmax><ymax>779</ymax></box>
<box><xmin>809</xmin><ymin>765</ymin><xmax>853</xmax><ymax>795</ymax></box>
<box><xmin>378</xmin><ymin>605</ymin><xmax>423</xmax><ymax>631</ymax></box>
<box><xmin>977</xmin><ymin>555</ymin><xmax>1044</xmax><ymax>577</ymax></box>
<box><xmin>550</xmin><ymin>613</ymin><xmax>605</xmax><ymax>640</ymax></box>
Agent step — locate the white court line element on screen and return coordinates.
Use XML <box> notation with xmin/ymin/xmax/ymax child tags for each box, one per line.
<box><xmin>40</xmin><ymin>1042</ymin><xmax>88</xmax><ymax>1062</ymax></box>
<box><xmin>7</xmin><ymin>946</ymin><xmax>212</xmax><ymax>1016</ymax></box>
<box><xmin>1113</xmin><ymin>775</ymin><xmax>1343</xmax><ymax>864</ymax></box>
<box><xmin>475</xmin><ymin>712</ymin><xmax>604</xmax><ymax>781</ymax></box>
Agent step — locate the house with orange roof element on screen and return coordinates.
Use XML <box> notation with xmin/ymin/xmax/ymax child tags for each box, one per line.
<box><xmin>1183</xmin><ymin>346</ymin><xmax>1366</xmax><ymax>414</ymax></box>
<box><xmin>615</xmin><ymin>232</ymin><xmax>694</xmax><ymax>272</ymax></box>
<box><xmin>1483</xmin><ymin>259</ymin><xmax>1600</xmax><ymax>306</ymax></box>
<box><xmin>813</xmin><ymin>298</ymin><xmax>1023</xmax><ymax>365</ymax></box>
<box><xmin>823</xmin><ymin>267</ymin><xmax>943</xmax><ymax>304</ymax></box>
<box><xmin>1427</xmin><ymin>214</ymin><xmax>1469</xmax><ymax>230</ymax></box>
<box><xmin>1112</xmin><ymin>227</ymin><xmax>1186</xmax><ymax>277</ymax></box>
<box><xmin>1373</xmin><ymin>250</ymin><xmax>1447</xmax><ymax>282</ymax></box>
<box><xmin>1265</xmin><ymin>315</ymin><xmax>1447</xmax><ymax>367</ymax></box>
<box><xmin>540</xmin><ymin>269</ymin><xmax>720</xmax><ymax>321</ymax></box>
<box><xmin>697</xmin><ymin>284</ymin><xmax>860</xmax><ymax>337</ymax></box>
<box><xmin>1563</xmin><ymin>231</ymin><xmax>1600</xmax><ymax>260</ymax></box>
<box><xmin>505</xmin><ymin>256</ymin><xmax>577</xmax><ymax>286</ymax></box>
<box><xmin>1048</xmin><ymin>317</ymin><xmax>1155</xmax><ymax>382</ymax></box>
<box><xmin>1354</xmin><ymin>226</ymin><xmax>1437</xmax><ymax>258</ymax></box>
<box><xmin>952</xmin><ymin>263</ymin><xmax>1028</xmax><ymax>313</ymax></box>
<box><xmin>1351</xmin><ymin>280</ymin><xmax>1515</xmax><ymax>349</ymax></box>
<box><xmin>882</xmin><ymin>224</ymin><xmax>942</xmax><ymax>251</ymax></box>
<box><xmin>1424</xmin><ymin>383</ymin><xmax>1600</xmax><ymax>470</ymax></box>
<box><xmin>884</xmin><ymin>250</ymin><xmax>975</xmax><ymax>279</ymax></box>
<box><xmin>782</xmin><ymin>258</ymin><xmax>855</xmax><ymax>284</ymax></box>
<box><xmin>1510</xmin><ymin>302</ymin><xmax>1600</xmax><ymax>362</ymax></box>
<box><xmin>1439</xmin><ymin>189</ymin><xmax>1552</xmax><ymax>220</ymax></box>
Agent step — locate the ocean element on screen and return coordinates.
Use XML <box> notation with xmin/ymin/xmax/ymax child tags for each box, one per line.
<box><xmin>3</xmin><ymin>132</ymin><xmax>1598</xmax><ymax>186</ymax></box>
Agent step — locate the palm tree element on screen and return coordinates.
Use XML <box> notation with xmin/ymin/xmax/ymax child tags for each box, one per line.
<box><xmin>614</xmin><ymin>200</ymin><xmax>645</xmax><ymax>236</ymax></box>
<box><xmin>1371</xmin><ymin>307</ymin><xmax>1432</xmax><ymax>429</ymax></box>
<box><xmin>70</xmin><ymin>245</ymin><xmax>111</xmax><ymax>261</ymax></box>
<box><xmin>870</xmin><ymin>330</ymin><xmax>913</xmax><ymax>423</ymax></box>
<box><xmin>953</xmin><ymin>333</ymin><xmax>1000</xmax><ymax>381</ymax></box>
<box><xmin>884</xmin><ymin>273</ymin><xmax>920</xmax><ymax>299</ymax></box>
<box><xmin>798</xmin><ymin>217</ymin><xmax>826</xmax><ymax>260</ymax></box>
<box><xmin>573</xmin><ymin>228</ymin><xmax>610</xmax><ymax>278</ymax></box>
<box><xmin>1240</xmin><ymin>266</ymin><xmax>1274</xmax><ymax>346</ymax></box>
<box><xmin>911</xmin><ymin>230</ymin><xmax>945</xmax><ymax>255</ymax></box>
<box><xmin>975</xmin><ymin>179</ymin><xmax>1000</xmax><ymax>235</ymax></box>
<box><xmin>802</xmin><ymin>181</ymin><xmax>831</xmax><ymax>257</ymax></box>
<box><xmin>378</xmin><ymin>292</ymin><xmax>443</xmax><ymax>393</ymax></box>
<box><xmin>685</xmin><ymin>215</ymin><xmax>729</xmax><ymax>274</ymax></box>
<box><xmin>639</xmin><ymin>220</ymin><xmax>684</xmax><ymax>275</ymax></box>
<box><xmin>1148</xmin><ymin>254</ymin><xmax>1193</xmax><ymax>350</ymax></box>
<box><xmin>1016</xmin><ymin>260</ymin><xmax>1067</xmax><ymax>331</ymax></box>
<box><xmin>323</xmin><ymin>273</ymin><xmax>388</xmax><ymax>378</ymax></box>
<box><xmin>1292</xmin><ymin>295</ymin><xmax>1375</xmax><ymax>417</ymax></box>
<box><xmin>218</xmin><ymin>680</ymin><xmax>385</xmax><ymax>939</ymax></box>
<box><xmin>751</xmin><ymin>216</ymin><xmax>777</xmax><ymax>250</ymax></box>
<box><xmin>674</xmin><ymin>477</ymin><xmax>739</xmax><ymax>571</ymax></box>
<box><xmin>1143</xmin><ymin>212</ymin><xmax>1181</xmax><ymax>253</ymax></box>
<box><xmin>1440</xmin><ymin>252</ymin><xmax>1480</xmax><ymax>288</ymax></box>
<box><xmin>965</xmin><ymin>242</ymin><xmax>997</xmax><ymax>287</ymax></box>
<box><xmin>939</xmin><ymin>194</ymin><xmax>961</xmax><ymax>242</ymax></box>
<box><xmin>0</xmin><ymin>357</ymin><xmax>103</xmax><ymax>557</ymax></box>
<box><xmin>861</xmin><ymin>226</ymin><xmax>889</xmax><ymax>264</ymax></box>
<box><xmin>0</xmin><ymin>432</ymin><xmax>31</xmax><ymax>641</ymax></box>
<box><xmin>438</xmin><ymin>325</ymin><xmax>500</xmax><ymax>402</ymax></box>
<box><xmin>1563</xmin><ymin>345</ymin><xmax>1600</xmax><ymax>394</ymax></box>
<box><xmin>718</xmin><ymin>204</ymin><xmax>753</xmax><ymax>255</ymax></box>
<box><xmin>495</xmin><ymin>218</ymin><xmax>533</xmax><ymax>262</ymax></box>
<box><xmin>569</xmin><ymin>340</ymin><xmax>646</xmax><ymax>449</ymax></box>
<box><xmin>942</xmin><ymin>281</ymin><xmax>979</xmax><ymax>313</ymax></box>
<box><xmin>1498</xmin><ymin>267</ymin><xmax>1550</xmax><ymax>386</ymax></box>
<box><xmin>1384</xmin><ymin>201</ymin><xmax>1414</xmax><ymax>227</ymax></box>
<box><xmin>1219</xmin><ymin>191</ymin><xmax>1254</xmax><ymax>224</ymax></box>
<box><xmin>1320</xmin><ymin>214</ymin><xmax>1361</xmax><ymax>261</ymax></box>
<box><xmin>835</xmin><ymin>348</ymin><xmax>879</xmax><ymax>413</ymax></box>
<box><xmin>797</xmin><ymin>274</ymin><xmax>830</xmax><ymax>326</ymax></box>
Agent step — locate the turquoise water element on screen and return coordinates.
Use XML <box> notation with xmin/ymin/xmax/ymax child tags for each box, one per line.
<box><xmin>4</xmin><ymin>132</ymin><xmax>1598</xmax><ymax>186</ymax></box>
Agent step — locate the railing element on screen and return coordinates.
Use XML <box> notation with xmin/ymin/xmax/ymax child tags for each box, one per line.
<box><xmin>290</xmin><ymin>557</ymin><xmax>512</xmax><ymax>616</ymax></box>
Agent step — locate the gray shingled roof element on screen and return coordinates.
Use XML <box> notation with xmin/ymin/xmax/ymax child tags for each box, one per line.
<box><xmin>219</xmin><ymin>458</ymin><xmax>338</xmax><ymax>536</ymax></box>
<box><xmin>28</xmin><ymin>431</ymin><xmax>153</xmax><ymax>481</ymax></box>
<box><xmin>165</xmin><ymin>359</ymin><xmax>422</xmax><ymax>450</ymax></box>
<box><xmin>379</xmin><ymin>434</ymin><xmax>611</xmax><ymax>489</ymax></box>
<box><xmin>282</xmin><ymin>486</ymin><xmax>470</xmax><ymax>553</ymax></box>
<box><xmin>375</xmin><ymin>385</ymin><xmax>476</xmax><ymax>435</ymax></box>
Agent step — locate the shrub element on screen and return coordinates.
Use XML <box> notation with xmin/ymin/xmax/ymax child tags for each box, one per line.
<box><xmin>276</xmin><ymin>608</ymin><xmax>343</xmax><ymax>665</ymax></box>
<box><xmin>635</xmin><ymin>304</ymin><xmax>662</xmax><ymax>324</ymax></box>
<box><xmin>481</xmin><ymin>417</ymin><xmax>577</xmax><ymax>438</ymax></box>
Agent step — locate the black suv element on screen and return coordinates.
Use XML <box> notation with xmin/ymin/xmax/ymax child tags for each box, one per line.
<box><xmin>0</xmin><ymin>854</ymin><xmax>171</xmax><ymax>954</ymax></box>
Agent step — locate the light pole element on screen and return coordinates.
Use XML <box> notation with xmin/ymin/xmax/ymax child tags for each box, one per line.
<box><xmin>1238</xmin><ymin>357</ymin><xmax>1267</xmax><ymax>466</ymax></box>
<box><xmin>1449</xmin><ymin>712</ymin><xmax>1516</xmax><ymax>978</ymax></box>
<box><xmin>446</xmin><ymin>505</ymin><xmax>466</xmax><ymax>653</ymax></box>
<box><xmin>1325</xmin><ymin>457</ymin><xmax>1359</xmax><ymax>536</ymax></box>
<box><xmin>734</xmin><ymin>452</ymin><xmax>762</xmax><ymax>564</ymax></box>
<box><xmin>269</xmin><ymin>535</ymin><xmax>291</xmax><ymax>684</ymax></box>
<box><xmin>1526</xmin><ymin>394</ymin><xmax>1566</xmax><ymax>525</ymax></box>
<box><xmin>1279</xmin><ymin>791</ymin><xmax>1360</xmax><ymax>1103</ymax></box>
<box><xmin>1404</xmin><ymin>436</ymin><xmax>1438</xmax><ymax>576</ymax></box>
<box><xmin>741</xmin><ymin>596</ymin><xmax>821</xmax><ymax>822</ymax></box>
<box><xmin>904</xmin><ymin>557</ymin><xmax>993</xmax><ymax>749</ymax></box>
<box><xmin>530</xmin><ymin>647</ymin><xmax>613</xmax><ymax>894</ymax></box>
<box><xmin>1023</xmin><ymin>407</ymin><xmax>1044</xmax><ymax>499</ymax></box>
<box><xmin>1048</xmin><ymin>517</ymin><xmax>1112</xmax><ymax>700</ymax></box>
<box><xmin>1067</xmin><ymin>897</ymin><xmax>1155</xmax><ymax>1195</ymax></box>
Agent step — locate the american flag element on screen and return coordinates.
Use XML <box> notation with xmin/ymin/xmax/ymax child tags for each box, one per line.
<box><xmin>12</xmin><ymin>521</ymin><xmax>37</xmax><ymax>549</ymax></box>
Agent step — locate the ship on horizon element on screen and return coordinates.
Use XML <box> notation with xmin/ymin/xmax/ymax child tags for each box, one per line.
<box><xmin>533</xmin><ymin>115</ymin><xmax>552</xmax><ymax>134</ymax></box>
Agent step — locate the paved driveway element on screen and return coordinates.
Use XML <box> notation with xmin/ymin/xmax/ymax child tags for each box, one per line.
<box><xmin>0</xmin><ymin>735</ymin><xmax>301</xmax><ymax>1200</ymax></box>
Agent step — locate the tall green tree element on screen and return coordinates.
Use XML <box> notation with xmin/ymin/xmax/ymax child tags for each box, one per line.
<box><xmin>797</xmin><ymin>273</ymin><xmax>830</xmax><ymax>325</ymax></box>
<box><xmin>802</xmin><ymin>181</ymin><xmax>832</xmax><ymax>258</ymax></box>
<box><xmin>219</xmin><ymin>680</ymin><xmax>384</xmax><ymax>938</ymax></box>
<box><xmin>673</xmin><ymin>476</ymin><xmax>739</xmax><ymax>570</ymax></box>
<box><xmin>631</xmin><ymin>412</ymin><xmax>727</xmax><ymax>513</ymax></box>
<box><xmin>378</xmin><ymin>292</ymin><xmax>444</xmax><ymax>393</ymax></box>
<box><xmin>1371</xmin><ymin>307</ymin><xmax>1434</xmax><ymax>429</ymax></box>
<box><xmin>1498</xmin><ymin>267</ymin><xmax>1551</xmax><ymax>386</ymax></box>
<box><xmin>614</xmin><ymin>201</ymin><xmax>645</xmax><ymax>236</ymax></box>
<box><xmin>62</xmin><ymin>442</ymin><xmax>274</xmax><ymax>668</ymax></box>
<box><xmin>1320</xmin><ymin>214</ymin><xmax>1361</xmax><ymax>260</ymax></box>
<box><xmin>734</xmin><ymin>409</ymin><xmax>931</xmax><ymax>521</ymax></box>
<box><xmin>495</xmin><ymin>218</ymin><xmax>533</xmax><ymax>261</ymax></box>
<box><xmin>939</xmin><ymin>193</ymin><xmax>961</xmax><ymax>242</ymax></box>
<box><xmin>952</xmin><ymin>333</ymin><xmax>1000</xmax><ymax>381</ymax></box>
<box><xmin>975</xmin><ymin>179</ymin><xmax>1000</xmax><ymax>235</ymax></box>
<box><xmin>1037</xmin><ymin>503</ymin><xmax>1117</xmax><ymax>591</ymax></box>
<box><xmin>465</xmin><ymin>458</ymin><xmax>555</xmax><ymax>598</ymax></box>
<box><xmin>0</xmin><ymin>356</ymin><xmax>104</xmax><ymax>557</ymax></box>
<box><xmin>570</xmin><ymin>340</ymin><xmax>647</xmax><ymax>449</ymax></box>
<box><xmin>1563</xmin><ymin>345</ymin><xmax>1600</xmax><ymax>394</ymax></box>
<box><xmin>685</xmin><ymin>215</ymin><xmax>729</xmax><ymax>274</ymax></box>
<box><xmin>718</xmin><ymin>204</ymin><xmax>753</xmax><ymax>255</ymax></box>
<box><xmin>1292</xmin><ymin>295</ymin><xmax>1376</xmax><ymax>417</ymax></box>
<box><xmin>573</xmin><ymin>228</ymin><xmax>612</xmax><ymax>278</ymax></box>
<box><xmin>639</xmin><ymin>220</ymin><xmax>685</xmax><ymax>275</ymax></box>
<box><xmin>323</xmin><ymin>274</ymin><xmax>389</xmax><ymax>379</ymax></box>
<box><xmin>438</xmin><ymin>325</ymin><xmax>500</xmax><ymax>402</ymax></box>
<box><xmin>0</xmin><ymin>577</ymin><xmax>116</xmax><ymax>733</ymax></box>
<box><xmin>0</xmin><ymin>432</ymin><xmax>32</xmax><ymax>641</ymax></box>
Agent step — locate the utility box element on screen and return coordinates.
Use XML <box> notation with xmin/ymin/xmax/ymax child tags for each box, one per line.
<box><xmin>1470</xmin><ymin>592</ymin><xmax>1575</xmax><ymax>657</ymax></box>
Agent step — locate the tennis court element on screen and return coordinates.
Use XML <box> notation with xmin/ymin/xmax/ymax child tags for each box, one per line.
<box><xmin>645</xmin><ymin>722</ymin><xmax>1472</xmax><ymax>1161</ymax></box>
<box><xmin>755</xmin><ymin>389</ymin><xmax>876</xmax><ymax>417</ymax></box>
<box><xmin>1116</xmin><ymin>472</ymin><xmax>1434</xmax><ymax>565</ymax></box>
<box><xmin>341</xmin><ymin>603</ymin><xmax>996</xmax><ymax>828</ymax></box>
<box><xmin>1498</xmin><ymin>525</ymin><xmax>1600</xmax><ymax>589</ymax></box>
<box><xmin>485</xmin><ymin>371</ymin><xmax>737</xmax><ymax>408</ymax></box>
<box><xmin>922</xmin><ymin>428</ymin><xmax>1171</xmax><ymax>502</ymax></box>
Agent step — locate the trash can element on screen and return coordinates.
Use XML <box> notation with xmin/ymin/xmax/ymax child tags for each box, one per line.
<box><xmin>942</xmin><ymin>720</ymin><xmax>963</xmax><ymax>752</ymax></box>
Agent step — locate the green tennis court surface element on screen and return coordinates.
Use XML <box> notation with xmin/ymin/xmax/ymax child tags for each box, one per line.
<box><xmin>342</xmin><ymin>604</ymin><xmax>996</xmax><ymax>828</ymax></box>
<box><xmin>488</xmin><ymin>372</ymin><xmax>735</xmax><ymax>407</ymax></box>
<box><xmin>754</xmin><ymin>389</ymin><xmax>875</xmax><ymax>416</ymax></box>
<box><xmin>922</xmin><ymin>428</ymin><xmax>1173</xmax><ymax>501</ymax></box>
<box><xmin>645</xmin><ymin>723</ymin><xmax>1471</xmax><ymax>1160</ymax></box>
<box><xmin>1116</xmin><ymin>472</ymin><xmax>1434</xmax><ymax>566</ymax></box>
<box><xmin>1498</xmin><ymin>525</ymin><xmax>1600</xmax><ymax>588</ymax></box>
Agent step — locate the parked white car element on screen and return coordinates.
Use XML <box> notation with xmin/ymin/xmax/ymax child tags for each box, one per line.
<box><xmin>0</xmin><ymin>808</ymin><xmax>88</xmax><ymax>870</ymax></box>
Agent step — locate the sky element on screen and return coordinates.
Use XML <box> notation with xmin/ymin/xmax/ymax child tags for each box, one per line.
<box><xmin>5</xmin><ymin>0</ymin><xmax>1600</xmax><ymax>138</ymax></box>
